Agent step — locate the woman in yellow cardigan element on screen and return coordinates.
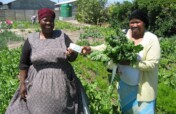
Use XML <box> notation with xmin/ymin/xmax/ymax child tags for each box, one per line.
<box><xmin>82</xmin><ymin>9</ymin><xmax>161</xmax><ymax>114</ymax></box>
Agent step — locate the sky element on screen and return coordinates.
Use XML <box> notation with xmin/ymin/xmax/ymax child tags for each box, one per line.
<box><xmin>0</xmin><ymin>0</ymin><xmax>132</xmax><ymax>4</ymax></box>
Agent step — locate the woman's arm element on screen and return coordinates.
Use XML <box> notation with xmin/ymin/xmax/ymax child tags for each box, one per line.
<box><xmin>19</xmin><ymin>70</ymin><xmax>27</xmax><ymax>101</ymax></box>
<box><xmin>19</xmin><ymin>39</ymin><xmax>32</xmax><ymax>70</ymax></box>
<box><xmin>82</xmin><ymin>44</ymin><xmax>106</xmax><ymax>55</ymax></box>
<box><xmin>64</xmin><ymin>34</ymin><xmax>78</xmax><ymax>62</ymax></box>
<box><xmin>138</xmin><ymin>35</ymin><xmax>161</xmax><ymax>71</ymax></box>
<box><xmin>19</xmin><ymin>70</ymin><xmax>28</xmax><ymax>85</ymax></box>
<box><xmin>19</xmin><ymin>38</ymin><xmax>31</xmax><ymax>101</ymax></box>
<box><xmin>90</xmin><ymin>44</ymin><xmax>106</xmax><ymax>51</ymax></box>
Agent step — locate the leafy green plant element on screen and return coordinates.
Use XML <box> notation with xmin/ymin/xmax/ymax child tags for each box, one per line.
<box><xmin>84</xmin><ymin>82</ymin><xmax>119</xmax><ymax>114</ymax></box>
<box><xmin>1</xmin><ymin>21</ymin><xmax>12</xmax><ymax>29</ymax></box>
<box><xmin>0</xmin><ymin>48</ymin><xmax>21</xmax><ymax>113</ymax></box>
<box><xmin>54</xmin><ymin>20</ymin><xmax>80</xmax><ymax>31</ymax></box>
<box><xmin>88</xmin><ymin>28</ymin><xmax>143</xmax><ymax>66</ymax></box>
<box><xmin>160</xmin><ymin>37</ymin><xmax>176</xmax><ymax>56</ymax></box>
<box><xmin>0</xmin><ymin>30</ymin><xmax>23</xmax><ymax>50</ymax></box>
<box><xmin>157</xmin><ymin>83</ymin><xmax>176</xmax><ymax>113</ymax></box>
<box><xmin>159</xmin><ymin>36</ymin><xmax>176</xmax><ymax>89</ymax></box>
<box><xmin>80</xmin><ymin>27</ymin><xmax>104</xmax><ymax>39</ymax></box>
<box><xmin>12</xmin><ymin>21</ymin><xmax>39</xmax><ymax>29</ymax></box>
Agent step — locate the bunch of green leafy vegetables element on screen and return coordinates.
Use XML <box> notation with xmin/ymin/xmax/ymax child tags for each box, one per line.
<box><xmin>88</xmin><ymin>28</ymin><xmax>143</xmax><ymax>66</ymax></box>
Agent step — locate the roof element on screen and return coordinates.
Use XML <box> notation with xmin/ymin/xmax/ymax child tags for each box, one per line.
<box><xmin>0</xmin><ymin>0</ymin><xmax>16</xmax><ymax>4</ymax></box>
<box><xmin>1</xmin><ymin>0</ymin><xmax>56</xmax><ymax>4</ymax></box>
<box><xmin>55</xmin><ymin>0</ymin><xmax>77</xmax><ymax>6</ymax></box>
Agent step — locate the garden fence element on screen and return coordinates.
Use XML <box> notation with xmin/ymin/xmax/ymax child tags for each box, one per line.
<box><xmin>0</xmin><ymin>10</ymin><xmax>60</xmax><ymax>21</ymax></box>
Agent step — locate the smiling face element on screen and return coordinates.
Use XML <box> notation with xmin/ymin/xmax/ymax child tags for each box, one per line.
<box><xmin>39</xmin><ymin>16</ymin><xmax>54</xmax><ymax>34</ymax></box>
<box><xmin>129</xmin><ymin>18</ymin><xmax>145</xmax><ymax>38</ymax></box>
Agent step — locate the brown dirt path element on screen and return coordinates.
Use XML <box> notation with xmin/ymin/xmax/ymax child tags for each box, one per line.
<box><xmin>7</xmin><ymin>29</ymin><xmax>81</xmax><ymax>49</ymax></box>
<box><xmin>7</xmin><ymin>19</ymin><xmax>92</xmax><ymax>49</ymax></box>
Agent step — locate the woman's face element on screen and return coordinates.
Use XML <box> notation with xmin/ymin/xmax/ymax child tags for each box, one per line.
<box><xmin>39</xmin><ymin>16</ymin><xmax>54</xmax><ymax>34</ymax></box>
<box><xmin>129</xmin><ymin>18</ymin><xmax>145</xmax><ymax>38</ymax></box>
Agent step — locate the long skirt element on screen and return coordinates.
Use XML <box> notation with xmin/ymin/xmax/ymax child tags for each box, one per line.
<box><xmin>117</xmin><ymin>80</ymin><xmax>156</xmax><ymax>114</ymax></box>
<box><xmin>5</xmin><ymin>65</ymin><xmax>90</xmax><ymax>114</ymax></box>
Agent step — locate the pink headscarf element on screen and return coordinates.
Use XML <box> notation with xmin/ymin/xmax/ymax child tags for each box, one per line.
<box><xmin>38</xmin><ymin>8</ymin><xmax>55</xmax><ymax>21</ymax></box>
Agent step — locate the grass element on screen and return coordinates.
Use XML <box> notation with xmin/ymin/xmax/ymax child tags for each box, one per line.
<box><xmin>72</xmin><ymin>55</ymin><xmax>110</xmax><ymax>89</ymax></box>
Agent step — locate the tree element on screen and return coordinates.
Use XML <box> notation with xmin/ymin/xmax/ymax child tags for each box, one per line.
<box><xmin>107</xmin><ymin>1</ymin><xmax>133</xmax><ymax>29</ymax></box>
<box><xmin>107</xmin><ymin>0</ymin><xmax>176</xmax><ymax>37</ymax></box>
<box><xmin>75</xmin><ymin>0</ymin><xmax>108</xmax><ymax>25</ymax></box>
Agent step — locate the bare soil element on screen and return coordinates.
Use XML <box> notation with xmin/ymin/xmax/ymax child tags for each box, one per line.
<box><xmin>7</xmin><ymin>19</ymin><xmax>93</xmax><ymax>49</ymax></box>
<box><xmin>7</xmin><ymin>27</ymin><xmax>83</xmax><ymax>49</ymax></box>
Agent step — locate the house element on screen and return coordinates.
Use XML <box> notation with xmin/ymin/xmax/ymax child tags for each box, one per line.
<box><xmin>0</xmin><ymin>0</ymin><xmax>57</xmax><ymax>21</ymax></box>
<box><xmin>1</xmin><ymin>0</ymin><xmax>56</xmax><ymax>10</ymax></box>
<box><xmin>0</xmin><ymin>1</ymin><xmax>11</xmax><ymax>10</ymax></box>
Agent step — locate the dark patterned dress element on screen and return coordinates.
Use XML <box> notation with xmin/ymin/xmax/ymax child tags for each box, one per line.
<box><xmin>5</xmin><ymin>30</ymin><xmax>85</xmax><ymax>114</ymax></box>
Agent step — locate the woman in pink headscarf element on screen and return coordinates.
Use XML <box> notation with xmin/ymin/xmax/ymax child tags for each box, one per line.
<box><xmin>5</xmin><ymin>8</ymin><xmax>88</xmax><ymax>114</ymax></box>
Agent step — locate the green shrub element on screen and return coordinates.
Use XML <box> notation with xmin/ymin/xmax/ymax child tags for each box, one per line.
<box><xmin>133</xmin><ymin>0</ymin><xmax>176</xmax><ymax>37</ymax></box>
<box><xmin>76</xmin><ymin>0</ymin><xmax>108</xmax><ymax>25</ymax></box>
<box><xmin>157</xmin><ymin>83</ymin><xmax>176</xmax><ymax>113</ymax></box>
<box><xmin>0</xmin><ymin>30</ymin><xmax>23</xmax><ymax>50</ymax></box>
<box><xmin>108</xmin><ymin>1</ymin><xmax>133</xmax><ymax>30</ymax></box>
<box><xmin>159</xmin><ymin>36</ymin><xmax>176</xmax><ymax>89</ymax></box>
<box><xmin>0</xmin><ymin>48</ymin><xmax>21</xmax><ymax>113</ymax></box>
<box><xmin>108</xmin><ymin>0</ymin><xmax>176</xmax><ymax>37</ymax></box>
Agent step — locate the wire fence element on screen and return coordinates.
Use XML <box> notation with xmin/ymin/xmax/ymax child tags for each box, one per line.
<box><xmin>0</xmin><ymin>10</ymin><xmax>60</xmax><ymax>21</ymax></box>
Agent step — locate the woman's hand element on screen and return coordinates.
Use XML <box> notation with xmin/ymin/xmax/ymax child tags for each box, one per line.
<box><xmin>20</xmin><ymin>83</ymin><xmax>27</xmax><ymax>102</ymax></box>
<box><xmin>65</xmin><ymin>48</ymin><xmax>74</xmax><ymax>57</ymax></box>
<box><xmin>19</xmin><ymin>70</ymin><xmax>28</xmax><ymax>101</ymax></box>
<box><xmin>82</xmin><ymin>46</ymin><xmax>91</xmax><ymax>55</ymax></box>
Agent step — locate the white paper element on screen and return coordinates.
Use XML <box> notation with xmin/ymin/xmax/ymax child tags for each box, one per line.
<box><xmin>69</xmin><ymin>43</ymin><xmax>82</xmax><ymax>53</ymax></box>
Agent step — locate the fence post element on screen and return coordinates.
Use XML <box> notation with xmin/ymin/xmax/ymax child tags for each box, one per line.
<box><xmin>14</xmin><ymin>10</ymin><xmax>16</xmax><ymax>21</ymax></box>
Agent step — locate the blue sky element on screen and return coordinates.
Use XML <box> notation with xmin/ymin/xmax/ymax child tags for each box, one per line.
<box><xmin>0</xmin><ymin>0</ymin><xmax>132</xmax><ymax>4</ymax></box>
